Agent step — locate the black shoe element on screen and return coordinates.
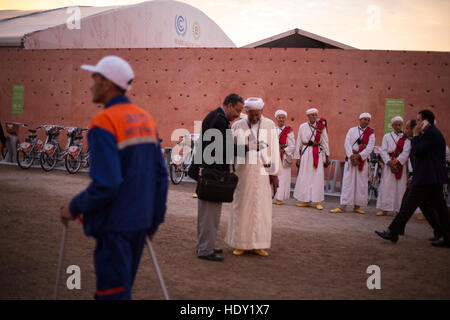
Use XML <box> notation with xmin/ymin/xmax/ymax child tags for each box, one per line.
<box><xmin>198</xmin><ymin>253</ymin><xmax>224</xmax><ymax>262</ymax></box>
<box><xmin>431</xmin><ymin>239</ymin><xmax>450</xmax><ymax>248</ymax></box>
<box><xmin>213</xmin><ymin>248</ymin><xmax>223</xmax><ymax>254</ymax></box>
<box><xmin>428</xmin><ymin>235</ymin><xmax>442</xmax><ymax>242</ymax></box>
<box><xmin>375</xmin><ymin>230</ymin><xmax>399</xmax><ymax>243</ymax></box>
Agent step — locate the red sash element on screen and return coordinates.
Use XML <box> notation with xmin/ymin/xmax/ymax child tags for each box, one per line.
<box><xmin>358</xmin><ymin>127</ymin><xmax>374</xmax><ymax>171</ymax></box>
<box><xmin>392</xmin><ymin>134</ymin><xmax>407</xmax><ymax>179</ymax></box>
<box><xmin>313</xmin><ymin>118</ymin><xmax>327</xmax><ymax>168</ymax></box>
<box><xmin>279</xmin><ymin>126</ymin><xmax>293</xmax><ymax>159</ymax></box>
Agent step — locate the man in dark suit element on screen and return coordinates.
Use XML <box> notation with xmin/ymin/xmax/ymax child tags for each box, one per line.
<box><xmin>376</xmin><ymin>110</ymin><xmax>450</xmax><ymax>247</ymax></box>
<box><xmin>195</xmin><ymin>93</ymin><xmax>244</xmax><ymax>261</ymax></box>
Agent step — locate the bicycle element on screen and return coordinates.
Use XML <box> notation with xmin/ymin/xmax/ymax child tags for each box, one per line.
<box><xmin>368</xmin><ymin>146</ymin><xmax>383</xmax><ymax>201</ymax></box>
<box><xmin>40</xmin><ymin>125</ymin><xmax>67</xmax><ymax>171</ymax></box>
<box><xmin>64</xmin><ymin>127</ymin><xmax>89</xmax><ymax>174</ymax></box>
<box><xmin>169</xmin><ymin>134</ymin><xmax>199</xmax><ymax>185</ymax></box>
<box><xmin>17</xmin><ymin>126</ymin><xmax>44</xmax><ymax>169</ymax></box>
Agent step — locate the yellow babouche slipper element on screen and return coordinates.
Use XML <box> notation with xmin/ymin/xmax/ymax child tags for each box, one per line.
<box><xmin>376</xmin><ymin>211</ymin><xmax>387</xmax><ymax>216</ymax></box>
<box><xmin>233</xmin><ymin>249</ymin><xmax>245</xmax><ymax>256</ymax></box>
<box><xmin>296</xmin><ymin>203</ymin><xmax>310</xmax><ymax>207</ymax></box>
<box><xmin>192</xmin><ymin>193</ymin><xmax>198</xmax><ymax>198</ymax></box>
<box><xmin>354</xmin><ymin>208</ymin><xmax>366</xmax><ymax>214</ymax></box>
<box><xmin>252</xmin><ymin>249</ymin><xmax>269</xmax><ymax>257</ymax></box>
<box><xmin>416</xmin><ymin>214</ymin><xmax>425</xmax><ymax>221</ymax></box>
<box><xmin>315</xmin><ymin>204</ymin><xmax>324</xmax><ymax>210</ymax></box>
<box><xmin>330</xmin><ymin>208</ymin><xmax>344</xmax><ymax>213</ymax></box>
<box><xmin>275</xmin><ymin>200</ymin><xmax>283</xmax><ymax>205</ymax></box>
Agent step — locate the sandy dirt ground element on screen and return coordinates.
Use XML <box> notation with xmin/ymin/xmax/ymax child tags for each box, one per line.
<box><xmin>0</xmin><ymin>164</ymin><xmax>449</xmax><ymax>300</ymax></box>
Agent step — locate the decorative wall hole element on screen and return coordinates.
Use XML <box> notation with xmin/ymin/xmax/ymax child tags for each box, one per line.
<box><xmin>174</xmin><ymin>107</ymin><xmax>178</xmax><ymax>111</ymax></box>
<box><xmin>426</xmin><ymin>90</ymin><xmax>430</xmax><ymax>93</ymax></box>
<box><xmin>409</xmin><ymin>104</ymin><xmax>414</xmax><ymax>107</ymax></box>
<box><xmin>291</xmin><ymin>117</ymin><xmax>295</xmax><ymax>121</ymax></box>
<box><xmin>364</xmin><ymin>60</ymin><xmax>368</xmax><ymax>63</ymax></box>
<box><xmin>441</xmin><ymin>88</ymin><xmax>445</xmax><ymax>93</ymax></box>
<box><xmin>304</xmin><ymin>85</ymin><xmax>308</xmax><ymax>88</ymax></box>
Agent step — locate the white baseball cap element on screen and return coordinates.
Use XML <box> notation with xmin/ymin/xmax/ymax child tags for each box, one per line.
<box><xmin>81</xmin><ymin>56</ymin><xmax>134</xmax><ymax>91</ymax></box>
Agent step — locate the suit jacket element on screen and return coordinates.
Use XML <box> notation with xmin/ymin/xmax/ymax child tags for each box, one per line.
<box><xmin>411</xmin><ymin>125</ymin><xmax>448</xmax><ymax>186</ymax></box>
<box><xmin>198</xmin><ymin>107</ymin><xmax>234</xmax><ymax>171</ymax></box>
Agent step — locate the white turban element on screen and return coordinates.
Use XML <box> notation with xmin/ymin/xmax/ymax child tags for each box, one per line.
<box><xmin>275</xmin><ymin>109</ymin><xmax>287</xmax><ymax>118</ymax></box>
<box><xmin>244</xmin><ymin>97</ymin><xmax>264</xmax><ymax>110</ymax></box>
<box><xmin>390</xmin><ymin>116</ymin><xmax>403</xmax><ymax>124</ymax></box>
<box><xmin>359</xmin><ymin>112</ymin><xmax>372</xmax><ymax>119</ymax></box>
<box><xmin>306</xmin><ymin>108</ymin><xmax>319</xmax><ymax>115</ymax></box>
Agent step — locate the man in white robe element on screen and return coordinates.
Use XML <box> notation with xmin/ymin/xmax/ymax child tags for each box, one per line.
<box><xmin>225</xmin><ymin>97</ymin><xmax>281</xmax><ymax>257</ymax></box>
<box><xmin>274</xmin><ymin>109</ymin><xmax>295</xmax><ymax>205</ymax></box>
<box><xmin>293</xmin><ymin>108</ymin><xmax>330</xmax><ymax>210</ymax></box>
<box><xmin>376</xmin><ymin>116</ymin><xmax>411</xmax><ymax>216</ymax></box>
<box><xmin>331</xmin><ymin>113</ymin><xmax>375</xmax><ymax>214</ymax></box>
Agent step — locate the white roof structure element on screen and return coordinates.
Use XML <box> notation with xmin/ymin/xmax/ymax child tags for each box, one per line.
<box><xmin>0</xmin><ymin>1</ymin><xmax>236</xmax><ymax>48</ymax></box>
<box><xmin>243</xmin><ymin>28</ymin><xmax>356</xmax><ymax>49</ymax></box>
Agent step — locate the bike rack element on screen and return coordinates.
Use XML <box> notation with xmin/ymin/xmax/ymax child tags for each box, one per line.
<box><xmin>324</xmin><ymin>160</ymin><xmax>344</xmax><ymax>197</ymax></box>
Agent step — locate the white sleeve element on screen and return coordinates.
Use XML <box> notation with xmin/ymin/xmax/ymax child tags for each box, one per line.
<box><xmin>285</xmin><ymin>132</ymin><xmax>296</xmax><ymax>156</ymax></box>
<box><xmin>344</xmin><ymin>129</ymin><xmax>353</xmax><ymax>158</ymax></box>
<box><xmin>380</xmin><ymin>135</ymin><xmax>390</xmax><ymax>164</ymax></box>
<box><xmin>397</xmin><ymin>138</ymin><xmax>411</xmax><ymax>165</ymax></box>
<box><xmin>293</xmin><ymin>125</ymin><xmax>302</xmax><ymax>159</ymax></box>
<box><xmin>321</xmin><ymin>128</ymin><xmax>330</xmax><ymax>156</ymax></box>
<box><xmin>360</xmin><ymin>133</ymin><xmax>375</xmax><ymax>161</ymax></box>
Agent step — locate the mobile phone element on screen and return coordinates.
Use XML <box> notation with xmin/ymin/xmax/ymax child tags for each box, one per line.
<box><xmin>421</xmin><ymin>120</ymin><xmax>430</xmax><ymax>130</ymax></box>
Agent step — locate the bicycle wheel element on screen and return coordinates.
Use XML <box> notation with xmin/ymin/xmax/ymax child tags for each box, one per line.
<box><xmin>40</xmin><ymin>152</ymin><xmax>57</xmax><ymax>171</ymax></box>
<box><xmin>169</xmin><ymin>163</ymin><xmax>184</xmax><ymax>185</ymax></box>
<box><xmin>65</xmin><ymin>154</ymin><xmax>81</xmax><ymax>174</ymax></box>
<box><xmin>17</xmin><ymin>150</ymin><xmax>34</xmax><ymax>169</ymax></box>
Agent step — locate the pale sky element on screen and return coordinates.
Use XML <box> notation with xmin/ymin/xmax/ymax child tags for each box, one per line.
<box><xmin>1</xmin><ymin>0</ymin><xmax>449</xmax><ymax>51</ymax></box>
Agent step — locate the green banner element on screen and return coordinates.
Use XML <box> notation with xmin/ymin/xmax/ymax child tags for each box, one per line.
<box><xmin>11</xmin><ymin>85</ymin><xmax>25</xmax><ymax>115</ymax></box>
<box><xmin>384</xmin><ymin>98</ymin><xmax>404</xmax><ymax>134</ymax></box>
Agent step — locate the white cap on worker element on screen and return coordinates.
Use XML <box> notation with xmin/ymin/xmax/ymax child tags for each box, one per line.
<box><xmin>306</xmin><ymin>108</ymin><xmax>319</xmax><ymax>115</ymax></box>
<box><xmin>359</xmin><ymin>112</ymin><xmax>372</xmax><ymax>119</ymax></box>
<box><xmin>390</xmin><ymin>116</ymin><xmax>404</xmax><ymax>124</ymax></box>
<box><xmin>275</xmin><ymin>109</ymin><xmax>287</xmax><ymax>118</ymax></box>
<box><xmin>244</xmin><ymin>97</ymin><xmax>264</xmax><ymax>110</ymax></box>
<box><xmin>81</xmin><ymin>56</ymin><xmax>135</xmax><ymax>91</ymax></box>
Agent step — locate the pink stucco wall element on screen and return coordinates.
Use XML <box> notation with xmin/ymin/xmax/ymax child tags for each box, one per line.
<box><xmin>1</xmin><ymin>48</ymin><xmax>449</xmax><ymax>168</ymax></box>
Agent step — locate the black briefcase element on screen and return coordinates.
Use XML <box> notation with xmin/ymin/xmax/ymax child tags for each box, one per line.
<box><xmin>196</xmin><ymin>167</ymin><xmax>239</xmax><ymax>203</ymax></box>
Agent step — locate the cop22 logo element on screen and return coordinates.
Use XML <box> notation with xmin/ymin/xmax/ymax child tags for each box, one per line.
<box><xmin>192</xmin><ymin>21</ymin><xmax>200</xmax><ymax>40</ymax></box>
<box><xmin>175</xmin><ymin>15</ymin><xmax>187</xmax><ymax>37</ymax></box>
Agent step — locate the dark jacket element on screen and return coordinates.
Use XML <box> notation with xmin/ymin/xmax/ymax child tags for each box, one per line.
<box><xmin>198</xmin><ymin>107</ymin><xmax>236</xmax><ymax>171</ymax></box>
<box><xmin>411</xmin><ymin>125</ymin><xmax>448</xmax><ymax>186</ymax></box>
